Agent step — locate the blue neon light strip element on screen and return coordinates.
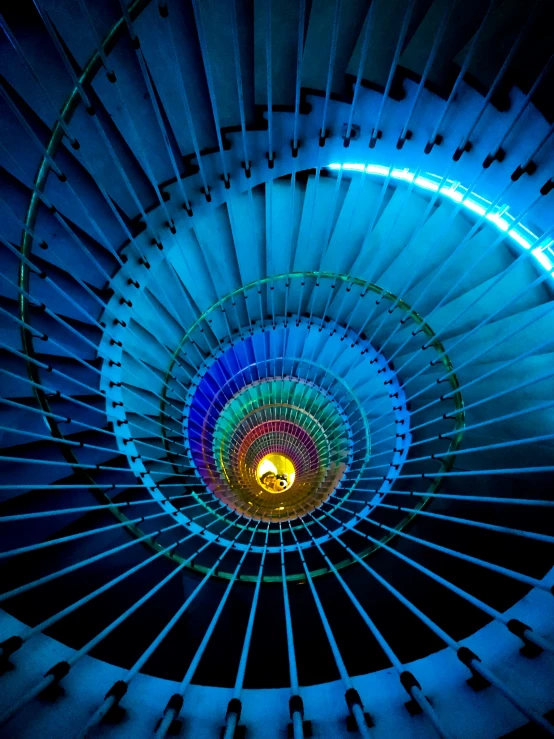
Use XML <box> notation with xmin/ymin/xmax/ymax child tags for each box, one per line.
<box><xmin>326</xmin><ymin>163</ymin><xmax>554</xmax><ymax>274</ymax></box>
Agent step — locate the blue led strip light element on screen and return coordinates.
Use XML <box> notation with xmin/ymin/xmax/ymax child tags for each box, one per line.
<box><xmin>327</xmin><ymin>163</ymin><xmax>554</xmax><ymax>273</ymax></box>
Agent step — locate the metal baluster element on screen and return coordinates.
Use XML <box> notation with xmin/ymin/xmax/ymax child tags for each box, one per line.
<box><xmin>343</xmin><ymin>1</ymin><xmax>376</xmax><ymax>147</ymax></box>
<box><xmin>222</xmin><ymin>525</ymin><xmax>270</xmax><ymax>739</ymax></box>
<box><xmin>369</xmin><ymin>0</ymin><xmax>416</xmax><ymax>148</ymax></box>
<box><xmin>190</xmin><ymin>0</ymin><xmax>230</xmax><ymax>187</ymax></box>
<box><xmin>380</xmin><ymin>193</ymin><xmax>541</xmax><ymax>376</ymax></box>
<box><xmin>327</xmin><ymin>502</ymin><xmax>553</xmax><ymax>593</ymax></box>
<box><xmin>366</xmin><ymin>234</ymin><xmax>554</xmax><ymax>424</ymax></box>
<box><xmin>0</xmin><ymin>522</ymin><xmax>181</xmax><ymax>604</ymax></box>
<box><xmin>453</xmin><ymin>0</ymin><xmax>543</xmax><ymax>162</ymax></box>
<box><xmin>321</xmin><ymin>512</ymin><xmax>554</xmax><ymax>652</ymax></box>
<box><xmin>0</xmin><ymin>510</ymin><xmax>241</xmax><ymax>664</ymax></box>
<box><xmin>425</xmin><ymin>0</ymin><xmax>496</xmax><ymax>153</ymax></box>
<box><xmin>0</xmin><ymin>519</ymin><xmax>244</xmax><ymax>728</ymax></box>
<box><xmin>154</xmin><ymin>523</ymin><xmax>262</xmax><ymax>737</ymax></box>
<box><xmin>331</xmin><ymin>498</ymin><xmax>554</xmax><ymax>544</ymax></box>
<box><xmin>157</xmin><ymin>0</ymin><xmax>211</xmax><ymax>198</ymax></box>
<box><xmin>288</xmin><ymin>523</ymin><xmax>372</xmax><ymax>739</ymax></box>
<box><xmin>299</xmin><ymin>518</ymin><xmax>455</xmax><ymax>738</ymax></box>
<box><xmin>266</xmin><ymin>0</ymin><xmax>274</xmax><ymax>167</ymax></box>
<box><xmin>397</xmin><ymin>0</ymin><xmax>453</xmax><ymax>149</ymax></box>
<box><xmin>279</xmin><ymin>524</ymin><xmax>304</xmax><ymax>739</ymax></box>
<box><xmin>117</xmin><ymin>0</ymin><xmax>192</xmax><ymax>215</ymax></box>
<box><xmin>75</xmin><ymin>0</ymin><xmax>177</xmax><ymax>227</ymax></box>
<box><xmin>319</xmin><ymin>0</ymin><xmax>341</xmax><ymax>147</ymax></box>
<box><xmin>312</xmin><ymin>512</ymin><xmax>554</xmax><ymax>735</ymax></box>
<box><xmin>366</xmin><ymin>397</ymin><xmax>554</xmax><ymax>462</ymax></box>
<box><xmin>483</xmin><ymin>52</ymin><xmax>554</xmax><ymax>168</ymax></box>
<box><xmin>292</xmin><ymin>0</ymin><xmax>305</xmax><ymax>157</ymax></box>
<box><xmin>75</xmin><ymin>522</ymin><xmax>259</xmax><ymax>738</ymax></box>
<box><xmin>0</xmin><ymin>509</ymin><xmax>183</xmax><ymax>561</ymax></box>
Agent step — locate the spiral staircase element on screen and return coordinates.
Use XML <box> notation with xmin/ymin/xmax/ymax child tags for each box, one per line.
<box><xmin>1</xmin><ymin>0</ymin><xmax>554</xmax><ymax>737</ymax></box>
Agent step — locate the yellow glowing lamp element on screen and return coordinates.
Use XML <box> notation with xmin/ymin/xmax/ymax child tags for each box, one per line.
<box><xmin>256</xmin><ymin>453</ymin><xmax>295</xmax><ymax>494</ymax></box>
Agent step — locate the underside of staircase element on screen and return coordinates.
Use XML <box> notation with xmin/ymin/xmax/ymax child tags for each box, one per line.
<box><xmin>0</xmin><ymin>1</ymin><xmax>554</xmax><ymax>737</ymax></box>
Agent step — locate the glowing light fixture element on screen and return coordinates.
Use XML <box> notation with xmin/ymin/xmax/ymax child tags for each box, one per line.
<box><xmin>326</xmin><ymin>163</ymin><xmax>554</xmax><ymax>274</ymax></box>
<box><xmin>256</xmin><ymin>453</ymin><xmax>296</xmax><ymax>494</ymax></box>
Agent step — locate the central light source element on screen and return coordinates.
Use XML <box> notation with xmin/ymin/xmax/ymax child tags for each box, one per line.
<box><xmin>256</xmin><ymin>453</ymin><xmax>296</xmax><ymax>494</ymax></box>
